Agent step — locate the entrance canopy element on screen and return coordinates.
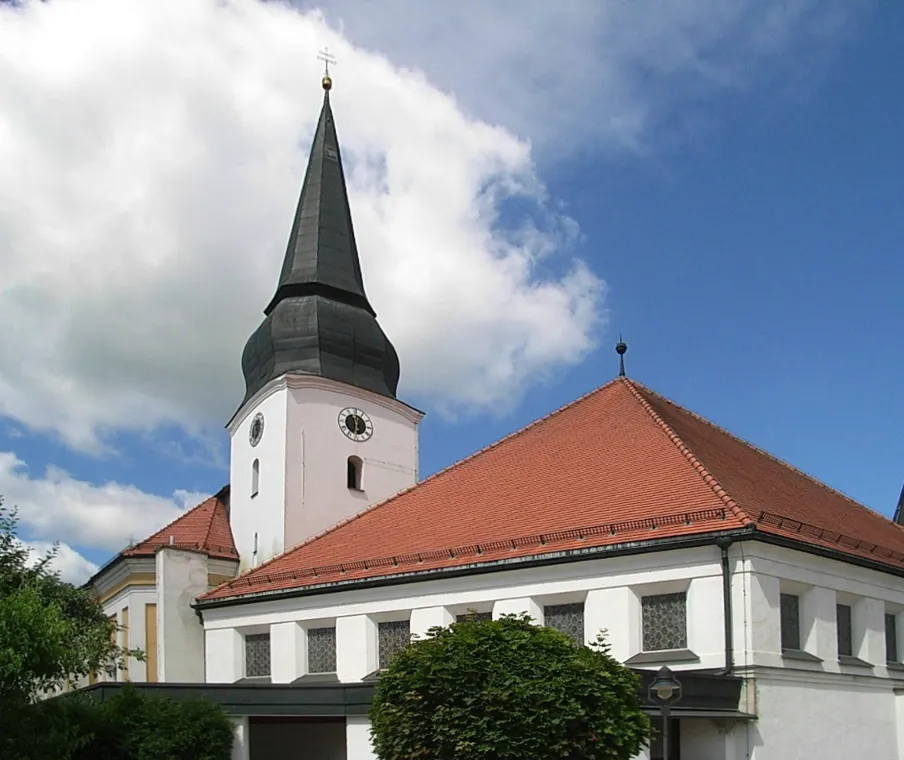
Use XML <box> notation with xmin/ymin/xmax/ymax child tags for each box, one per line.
<box><xmin>78</xmin><ymin>669</ymin><xmax>754</xmax><ymax>720</ymax></box>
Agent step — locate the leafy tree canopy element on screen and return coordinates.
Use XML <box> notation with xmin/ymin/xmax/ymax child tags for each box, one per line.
<box><xmin>0</xmin><ymin>499</ymin><xmax>234</xmax><ymax>760</ymax></box>
<box><xmin>0</xmin><ymin>498</ymin><xmax>137</xmax><ymax>707</ymax></box>
<box><xmin>370</xmin><ymin>613</ymin><xmax>650</xmax><ymax>760</ymax></box>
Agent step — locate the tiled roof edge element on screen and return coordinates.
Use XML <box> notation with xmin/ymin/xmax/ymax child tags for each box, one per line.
<box><xmin>623</xmin><ymin>379</ymin><xmax>755</xmax><ymax>526</ymax></box>
<box><xmin>756</xmin><ymin>510</ymin><xmax>904</xmax><ymax>564</ymax></box>
<box><xmin>206</xmin><ymin>379</ymin><xmax>629</xmax><ymax>595</ymax></box>
<box><xmin>199</xmin><ymin>506</ymin><xmax>738</xmax><ymax>602</ymax></box>
<box><xmin>628</xmin><ymin>380</ymin><xmax>895</xmax><ymax>526</ymax></box>
<box><xmin>85</xmin><ymin>487</ymin><xmax>231</xmax><ymax>587</ymax></box>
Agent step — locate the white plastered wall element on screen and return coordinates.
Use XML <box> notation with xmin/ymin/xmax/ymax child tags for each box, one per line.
<box><xmin>228</xmin><ymin>375</ymin><xmax>423</xmax><ymax>572</ymax></box>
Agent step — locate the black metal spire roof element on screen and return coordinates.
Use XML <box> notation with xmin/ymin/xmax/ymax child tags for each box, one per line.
<box><xmin>894</xmin><ymin>481</ymin><xmax>904</xmax><ymax>525</ymax></box>
<box><xmin>237</xmin><ymin>76</ymin><xmax>400</xmax><ymax>411</ymax></box>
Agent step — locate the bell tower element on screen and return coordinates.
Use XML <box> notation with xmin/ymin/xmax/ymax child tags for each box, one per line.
<box><xmin>227</xmin><ymin>70</ymin><xmax>423</xmax><ymax>571</ymax></box>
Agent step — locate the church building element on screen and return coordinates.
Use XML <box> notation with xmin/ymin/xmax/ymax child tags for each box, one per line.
<box><xmin>79</xmin><ymin>72</ymin><xmax>904</xmax><ymax>760</ymax></box>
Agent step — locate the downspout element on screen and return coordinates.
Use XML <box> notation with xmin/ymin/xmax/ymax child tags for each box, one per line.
<box><xmin>715</xmin><ymin>537</ymin><xmax>734</xmax><ymax>675</ymax></box>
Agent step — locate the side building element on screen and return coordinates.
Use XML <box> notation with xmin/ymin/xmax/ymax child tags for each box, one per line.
<box><xmin>77</xmin><ymin>487</ymin><xmax>238</xmax><ymax>686</ymax></box>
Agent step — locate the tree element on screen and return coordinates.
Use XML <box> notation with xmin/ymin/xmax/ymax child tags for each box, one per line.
<box><xmin>370</xmin><ymin>613</ymin><xmax>650</xmax><ymax>760</ymax></box>
<box><xmin>0</xmin><ymin>498</ymin><xmax>135</xmax><ymax>708</ymax></box>
<box><xmin>0</xmin><ymin>499</ymin><xmax>235</xmax><ymax>760</ymax></box>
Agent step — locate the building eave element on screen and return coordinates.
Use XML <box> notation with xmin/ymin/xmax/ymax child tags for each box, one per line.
<box><xmin>195</xmin><ymin>524</ymin><xmax>904</xmax><ymax>613</ymax></box>
<box><xmin>753</xmin><ymin>530</ymin><xmax>904</xmax><ymax>581</ymax></box>
<box><xmin>194</xmin><ymin>527</ymin><xmax>756</xmax><ymax>611</ymax></box>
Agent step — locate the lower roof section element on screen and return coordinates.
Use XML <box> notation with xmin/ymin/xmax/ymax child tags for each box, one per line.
<box><xmin>75</xmin><ymin>668</ymin><xmax>750</xmax><ymax>719</ymax></box>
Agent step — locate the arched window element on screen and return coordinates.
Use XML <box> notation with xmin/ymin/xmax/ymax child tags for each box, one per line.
<box><xmin>347</xmin><ymin>456</ymin><xmax>363</xmax><ymax>491</ymax></box>
<box><xmin>251</xmin><ymin>459</ymin><xmax>260</xmax><ymax>498</ymax></box>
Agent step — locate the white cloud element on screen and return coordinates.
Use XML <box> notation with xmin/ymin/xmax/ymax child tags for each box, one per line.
<box><xmin>0</xmin><ymin>451</ymin><xmax>208</xmax><ymax>554</ymax></box>
<box><xmin>0</xmin><ymin>0</ymin><xmax>604</xmax><ymax>449</ymax></box>
<box><xmin>0</xmin><ymin>0</ymin><xmax>865</xmax><ymax>449</ymax></box>
<box><xmin>307</xmin><ymin>0</ymin><xmax>865</xmax><ymax>159</ymax></box>
<box><xmin>22</xmin><ymin>539</ymin><xmax>99</xmax><ymax>586</ymax></box>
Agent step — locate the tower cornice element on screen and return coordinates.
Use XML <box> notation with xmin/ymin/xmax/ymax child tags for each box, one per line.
<box><xmin>227</xmin><ymin>373</ymin><xmax>425</xmax><ymax>434</ymax></box>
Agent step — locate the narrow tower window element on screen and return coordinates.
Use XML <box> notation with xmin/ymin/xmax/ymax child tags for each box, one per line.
<box><xmin>347</xmin><ymin>456</ymin><xmax>363</xmax><ymax>490</ymax></box>
<box><xmin>251</xmin><ymin>459</ymin><xmax>260</xmax><ymax>498</ymax></box>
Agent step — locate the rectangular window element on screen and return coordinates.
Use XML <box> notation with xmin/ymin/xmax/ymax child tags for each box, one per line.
<box><xmin>886</xmin><ymin>613</ymin><xmax>899</xmax><ymax>663</ymax></box>
<box><xmin>780</xmin><ymin>593</ymin><xmax>801</xmax><ymax>651</ymax></box>
<box><xmin>108</xmin><ymin>614</ymin><xmax>117</xmax><ymax>682</ymax></box>
<box><xmin>456</xmin><ymin>611</ymin><xmax>492</xmax><ymax>623</ymax></box>
<box><xmin>145</xmin><ymin>604</ymin><xmax>157</xmax><ymax>683</ymax></box>
<box><xmin>836</xmin><ymin>604</ymin><xmax>853</xmax><ymax>657</ymax></box>
<box><xmin>121</xmin><ymin>606</ymin><xmax>130</xmax><ymax>681</ymax></box>
<box><xmin>544</xmin><ymin>603</ymin><xmax>585</xmax><ymax>645</ymax></box>
<box><xmin>378</xmin><ymin>620</ymin><xmax>410</xmax><ymax>669</ymax></box>
<box><xmin>642</xmin><ymin>592</ymin><xmax>688</xmax><ymax>651</ymax></box>
<box><xmin>245</xmin><ymin>633</ymin><xmax>271</xmax><ymax>677</ymax></box>
<box><xmin>307</xmin><ymin>627</ymin><xmax>337</xmax><ymax>673</ymax></box>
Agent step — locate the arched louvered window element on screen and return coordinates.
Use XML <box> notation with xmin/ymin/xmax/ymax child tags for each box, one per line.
<box><xmin>347</xmin><ymin>456</ymin><xmax>363</xmax><ymax>490</ymax></box>
<box><xmin>251</xmin><ymin>459</ymin><xmax>260</xmax><ymax>498</ymax></box>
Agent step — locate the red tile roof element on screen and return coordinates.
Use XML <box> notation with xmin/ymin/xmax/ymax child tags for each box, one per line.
<box><xmin>200</xmin><ymin>379</ymin><xmax>904</xmax><ymax>602</ymax></box>
<box><xmin>124</xmin><ymin>485</ymin><xmax>238</xmax><ymax>561</ymax></box>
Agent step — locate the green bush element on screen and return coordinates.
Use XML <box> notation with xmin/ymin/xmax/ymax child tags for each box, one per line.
<box><xmin>96</xmin><ymin>687</ymin><xmax>235</xmax><ymax>760</ymax></box>
<box><xmin>2</xmin><ymin>687</ymin><xmax>235</xmax><ymax>760</ymax></box>
<box><xmin>370</xmin><ymin>613</ymin><xmax>650</xmax><ymax>760</ymax></box>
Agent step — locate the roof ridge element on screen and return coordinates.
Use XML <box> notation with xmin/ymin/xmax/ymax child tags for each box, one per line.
<box><xmin>622</xmin><ymin>379</ymin><xmax>754</xmax><ymax>526</ymax></box>
<box><xmin>140</xmin><ymin>489</ymin><xmax>218</xmax><ymax>545</ymax></box>
<box><xmin>203</xmin><ymin>378</ymin><xmax>629</xmax><ymax>594</ymax></box>
<box><xmin>200</xmin><ymin>496</ymin><xmax>221</xmax><ymax>551</ymax></box>
<box><xmin>629</xmin><ymin>380</ymin><xmax>896</xmax><ymax>527</ymax></box>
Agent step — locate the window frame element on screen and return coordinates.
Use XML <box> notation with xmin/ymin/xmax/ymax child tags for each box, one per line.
<box><xmin>543</xmin><ymin>602</ymin><xmax>586</xmax><ymax>645</ymax></box>
<box><xmin>377</xmin><ymin>619</ymin><xmax>411</xmax><ymax>669</ymax></box>
<box><xmin>836</xmin><ymin>603</ymin><xmax>853</xmax><ymax>658</ymax></box>
<box><xmin>306</xmin><ymin>626</ymin><xmax>338</xmax><ymax>674</ymax></box>
<box><xmin>347</xmin><ymin>456</ymin><xmax>363</xmax><ymax>491</ymax></box>
<box><xmin>640</xmin><ymin>591</ymin><xmax>688</xmax><ymax>652</ymax></box>
<box><xmin>251</xmin><ymin>458</ymin><xmax>260</xmax><ymax>498</ymax></box>
<box><xmin>244</xmin><ymin>632</ymin><xmax>271</xmax><ymax>678</ymax></box>
<box><xmin>779</xmin><ymin>593</ymin><xmax>802</xmax><ymax>652</ymax></box>
<box><xmin>886</xmin><ymin>612</ymin><xmax>900</xmax><ymax>664</ymax></box>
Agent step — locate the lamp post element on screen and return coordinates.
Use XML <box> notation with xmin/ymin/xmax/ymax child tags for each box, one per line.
<box><xmin>648</xmin><ymin>666</ymin><xmax>682</xmax><ymax>760</ymax></box>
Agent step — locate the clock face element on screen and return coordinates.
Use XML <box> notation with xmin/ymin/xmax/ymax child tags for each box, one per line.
<box><xmin>338</xmin><ymin>407</ymin><xmax>373</xmax><ymax>442</ymax></box>
<box><xmin>249</xmin><ymin>412</ymin><xmax>264</xmax><ymax>447</ymax></box>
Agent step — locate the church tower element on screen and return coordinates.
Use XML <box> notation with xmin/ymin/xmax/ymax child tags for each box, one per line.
<box><xmin>227</xmin><ymin>73</ymin><xmax>423</xmax><ymax>571</ymax></box>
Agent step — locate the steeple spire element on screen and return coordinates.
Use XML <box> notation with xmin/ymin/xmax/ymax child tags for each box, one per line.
<box><xmin>264</xmin><ymin>63</ymin><xmax>372</xmax><ymax>318</ymax></box>
<box><xmin>236</xmin><ymin>72</ymin><xmax>400</xmax><ymax>413</ymax></box>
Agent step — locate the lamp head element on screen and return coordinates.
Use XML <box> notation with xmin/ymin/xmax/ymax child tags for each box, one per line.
<box><xmin>648</xmin><ymin>665</ymin><xmax>682</xmax><ymax>706</ymax></box>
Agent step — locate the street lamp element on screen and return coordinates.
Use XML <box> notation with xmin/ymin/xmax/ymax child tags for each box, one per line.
<box><xmin>648</xmin><ymin>666</ymin><xmax>682</xmax><ymax>760</ymax></box>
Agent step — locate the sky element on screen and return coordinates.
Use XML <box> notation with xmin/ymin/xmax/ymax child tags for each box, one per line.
<box><xmin>0</xmin><ymin>0</ymin><xmax>901</xmax><ymax>584</ymax></box>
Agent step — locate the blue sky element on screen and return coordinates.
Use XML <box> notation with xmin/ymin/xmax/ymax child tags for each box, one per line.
<box><xmin>0</xmin><ymin>0</ymin><xmax>900</xmax><ymax>579</ymax></box>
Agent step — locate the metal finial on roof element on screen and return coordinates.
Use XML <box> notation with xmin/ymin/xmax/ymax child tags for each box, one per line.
<box><xmin>615</xmin><ymin>335</ymin><xmax>628</xmax><ymax>377</ymax></box>
<box><xmin>317</xmin><ymin>47</ymin><xmax>336</xmax><ymax>91</ymax></box>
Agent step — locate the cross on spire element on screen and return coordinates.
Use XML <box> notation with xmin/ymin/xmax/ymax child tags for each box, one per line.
<box><xmin>317</xmin><ymin>47</ymin><xmax>336</xmax><ymax>76</ymax></box>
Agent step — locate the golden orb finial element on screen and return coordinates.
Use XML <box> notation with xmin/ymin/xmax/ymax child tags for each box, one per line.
<box><xmin>317</xmin><ymin>47</ymin><xmax>337</xmax><ymax>92</ymax></box>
